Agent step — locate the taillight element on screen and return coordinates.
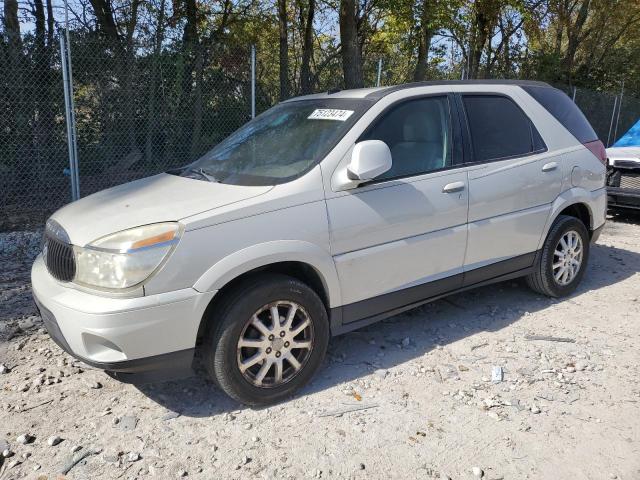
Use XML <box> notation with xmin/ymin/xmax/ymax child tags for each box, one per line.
<box><xmin>583</xmin><ymin>140</ymin><xmax>607</xmax><ymax>165</ymax></box>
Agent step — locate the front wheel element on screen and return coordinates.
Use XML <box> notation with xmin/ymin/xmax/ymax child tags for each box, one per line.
<box><xmin>526</xmin><ymin>215</ymin><xmax>590</xmax><ymax>297</ymax></box>
<box><xmin>204</xmin><ymin>274</ymin><xmax>329</xmax><ymax>406</ymax></box>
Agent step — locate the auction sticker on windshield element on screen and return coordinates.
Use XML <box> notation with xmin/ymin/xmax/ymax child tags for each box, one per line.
<box><xmin>308</xmin><ymin>109</ymin><xmax>354</xmax><ymax>121</ymax></box>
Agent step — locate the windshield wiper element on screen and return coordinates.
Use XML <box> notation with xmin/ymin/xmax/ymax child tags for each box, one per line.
<box><xmin>184</xmin><ymin>167</ymin><xmax>219</xmax><ymax>183</ymax></box>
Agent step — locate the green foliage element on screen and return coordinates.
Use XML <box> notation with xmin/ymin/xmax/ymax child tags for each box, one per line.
<box><xmin>2</xmin><ymin>0</ymin><xmax>640</xmax><ymax>216</ymax></box>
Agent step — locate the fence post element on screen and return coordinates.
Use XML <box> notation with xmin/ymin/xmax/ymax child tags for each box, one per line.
<box><xmin>572</xmin><ymin>86</ymin><xmax>577</xmax><ymax>102</ymax></box>
<box><xmin>62</xmin><ymin>0</ymin><xmax>80</xmax><ymax>200</ymax></box>
<box><xmin>613</xmin><ymin>80</ymin><xmax>625</xmax><ymax>144</ymax></box>
<box><xmin>376</xmin><ymin>59</ymin><xmax>382</xmax><ymax>87</ymax></box>
<box><xmin>60</xmin><ymin>33</ymin><xmax>80</xmax><ymax>201</ymax></box>
<box><xmin>251</xmin><ymin>45</ymin><xmax>256</xmax><ymax>119</ymax></box>
<box><xmin>607</xmin><ymin>96</ymin><xmax>619</xmax><ymax>147</ymax></box>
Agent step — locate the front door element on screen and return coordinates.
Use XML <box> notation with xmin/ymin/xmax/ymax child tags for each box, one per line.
<box><xmin>326</xmin><ymin>95</ymin><xmax>469</xmax><ymax>323</ymax></box>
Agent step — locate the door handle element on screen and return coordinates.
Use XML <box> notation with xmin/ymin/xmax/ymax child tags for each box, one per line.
<box><xmin>542</xmin><ymin>162</ymin><xmax>558</xmax><ymax>172</ymax></box>
<box><xmin>442</xmin><ymin>181</ymin><xmax>465</xmax><ymax>193</ymax></box>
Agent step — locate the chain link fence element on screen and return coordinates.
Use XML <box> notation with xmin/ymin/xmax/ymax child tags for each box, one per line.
<box><xmin>69</xmin><ymin>36</ymin><xmax>254</xmax><ymax>199</ymax></box>
<box><xmin>2</xmin><ymin>31</ymin><xmax>256</xmax><ymax>231</ymax></box>
<box><xmin>2</xmin><ymin>31</ymin><xmax>640</xmax><ymax>231</ymax></box>
<box><xmin>1</xmin><ymin>33</ymin><xmax>70</xmax><ymax>230</ymax></box>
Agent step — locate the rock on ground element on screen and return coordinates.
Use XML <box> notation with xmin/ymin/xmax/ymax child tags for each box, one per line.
<box><xmin>1</xmin><ymin>215</ymin><xmax>640</xmax><ymax>479</ymax></box>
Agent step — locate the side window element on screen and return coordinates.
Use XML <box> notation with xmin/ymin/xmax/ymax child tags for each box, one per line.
<box><xmin>463</xmin><ymin>95</ymin><xmax>544</xmax><ymax>162</ymax></box>
<box><xmin>362</xmin><ymin>97</ymin><xmax>452</xmax><ymax>180</ymax></box>
<box><xmin>521</xmin><ymin>85</ymin><xmax>597</xmax><ymax>143</ymax></box>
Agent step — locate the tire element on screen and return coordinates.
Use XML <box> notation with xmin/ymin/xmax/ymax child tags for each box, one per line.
<box><xmin>526</xmin><ymin>215</ymin><xmax>590</xmax><ymax>297</ymax></box>
<box><xmin>203</xmin><ymin>274</ymin><xmax>329</xmax><ymax>406</ymax></box>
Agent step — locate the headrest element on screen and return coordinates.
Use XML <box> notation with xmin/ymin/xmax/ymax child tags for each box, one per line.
<box><xmin>402</xmin><ymin>109</ymin><xmax>441</xmax><ymax>143</ymax></box>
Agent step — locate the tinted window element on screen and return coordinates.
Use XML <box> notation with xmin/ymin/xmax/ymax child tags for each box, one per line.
<box><xmin>522</xmin><ymin>86</ymin><xmax>598</xmax><ymax>143</ymax></box>
<box><xmin>463</xmin><ymin>95</ymin><xmax>539</xmax><ymax>162</ymax></box>
<box><xmin>362</xmin><ymin>97</ymin><xmax>452</xmax><ymax>180</ymax></box>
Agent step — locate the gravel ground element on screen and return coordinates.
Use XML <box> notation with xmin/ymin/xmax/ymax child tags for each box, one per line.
<box><xmin>1</xmin><ymin>213</ymin><xmax>639</xmax><ymax>480</ymax></box>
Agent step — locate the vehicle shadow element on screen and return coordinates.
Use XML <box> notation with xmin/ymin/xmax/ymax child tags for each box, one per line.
<box><xmin>135</xmin><ymin>241</ymin><xmax>640</xmax><ymax>417</ymax></box>
<box><xmin>608</xmin><ymin>208</ymin><xmax>640</xmax><ymax>225</ymax></box>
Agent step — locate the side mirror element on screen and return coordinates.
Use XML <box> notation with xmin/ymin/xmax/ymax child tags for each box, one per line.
<box><xmin>347</xmin><ymin>140</ymin><xmax>392</xmax><ymax>182</ymax></box>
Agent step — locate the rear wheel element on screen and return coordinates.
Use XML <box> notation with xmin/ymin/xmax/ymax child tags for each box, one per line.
<box><xmin>526</xmin><ymin>215</ymin><xmax>590</xmax><ymax>297</ymax></box>
<box><xmin>204</xmin><ymin>274</ymin><xmax>329</xmax><ymax>406</ymax></box>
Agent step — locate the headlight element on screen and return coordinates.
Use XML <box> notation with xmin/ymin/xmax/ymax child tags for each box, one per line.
<box><xmin>73</xmin><ymin>222</ymin><xmax>182</xmax><ymax>290</ymax></box>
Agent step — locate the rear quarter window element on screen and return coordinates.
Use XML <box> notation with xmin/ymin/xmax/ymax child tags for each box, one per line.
<box><xmin>521</xmin><ymin>86</ymin><xmax>598</xmax><ymax>143</ymax></box>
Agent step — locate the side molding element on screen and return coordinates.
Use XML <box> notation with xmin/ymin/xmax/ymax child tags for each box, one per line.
<box><xmin>192</xmin><ymin>240</ymin><xmax>342</xmax><ymax>308</ymax></box>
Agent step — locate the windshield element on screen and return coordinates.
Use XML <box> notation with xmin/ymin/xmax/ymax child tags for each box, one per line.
<box><xmin>180</xmin><ymin>99</ymin><xmax>370</xmax><ymax>185</ymax></box>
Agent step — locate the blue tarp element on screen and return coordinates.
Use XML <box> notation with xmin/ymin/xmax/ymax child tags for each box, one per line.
<box><xmin>613</xmin><ymin>119</ymin><xmax>640</xmax><ymax>147</ymax></box>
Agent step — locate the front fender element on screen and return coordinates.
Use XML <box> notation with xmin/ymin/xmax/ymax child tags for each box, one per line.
<box><xmin>537</xmin><ymin>187</ymin><xmax>607</xmax><ymax>250</ymax></box>
<box><xmin>192</xmin><ymin>240</ymin><xmax>342</xmax><ymax>308</ymax></box>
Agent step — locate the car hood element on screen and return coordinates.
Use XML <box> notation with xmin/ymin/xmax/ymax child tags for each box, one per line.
<box><xmin>50</xmin><ymin>173</ymin><xmax>272</xmax><ymax>246</ymax></box>
<box><xmin>606</xmin><ymin>146</ymin><xmax>640</xmax><ymax>166</ymax></box>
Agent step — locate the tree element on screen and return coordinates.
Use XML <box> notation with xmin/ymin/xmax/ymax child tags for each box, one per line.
<box><xmin>3</xmin><ymin>0</ymin><xmax>21</xmax><ymax>49</ymax></box>
<box><xmin>340</xmin><ymin>0</ymin><xmax>363</xmax><ymax>88</ymax></box>
<box><xmin>278</xmin><ymin>0</ymin><xmax>290</xmax><ymax>99</ymax></box>
<box><xmin>413</xmin><ymin>0</ymin><xmax>436</xmax><ymax>81</ymax></box>
<box><xmin>298</xmin><ymin>0</ymin><xmax>315</xmax><ymax>94</ymax></box>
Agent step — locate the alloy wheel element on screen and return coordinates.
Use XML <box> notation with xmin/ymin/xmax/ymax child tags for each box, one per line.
<box><xmin>552</xmin><ymin>230</ymin><xmax>583</xmax><ymax>286</ymax></box>
<box><xmin>236</xmin><ymin>301</ymin><xmax>314</xmax><ymax>388</ymax></box>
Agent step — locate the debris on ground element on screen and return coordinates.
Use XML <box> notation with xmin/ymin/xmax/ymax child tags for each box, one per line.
<box><xmin>318</xmin><ymin>403</ymin><xmax>380</xmax><ymax>417</ymax></box>
<box><xmin>524</xmin><ymin>334</ymin><xmax>576</xmax><ymax>343</ymax></box>
<box><xmin>1</xmin><ymin>219</ymin><xmax>639</xmax><ymax>478</ymax></box>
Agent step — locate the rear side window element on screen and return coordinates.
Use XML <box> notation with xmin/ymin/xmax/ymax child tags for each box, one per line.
<box><xmin>521</xmin><ymin>86</ymin><xmax>598</xmax><ymax>143</ymax></box>
<box><xmin>463</xmin><ymin>95</ymin><xmax>543</xmax><ymax>162</ymax></box>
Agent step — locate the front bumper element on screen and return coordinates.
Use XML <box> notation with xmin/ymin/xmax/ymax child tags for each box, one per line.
<box><xmin>31</xmin><ymin>255</ymin><xmax>216</xmax><ymax>383</ymax></box>
<box><xmin>607</xmin><ymin>186</ymin><xmax>640</xmax><ymax>210</ymax></box>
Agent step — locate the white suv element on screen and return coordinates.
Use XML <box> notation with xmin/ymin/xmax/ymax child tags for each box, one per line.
<box><xmin>32</xmin><ymin>81</ymin><xmax>607</xmax><ymax>405</ymax></box>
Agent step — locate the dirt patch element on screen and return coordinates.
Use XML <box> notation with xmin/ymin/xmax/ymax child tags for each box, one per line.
<box><xmin>1</xmin><ymin>215</ymin><xmax>639</xmax><ymax>479</ymax></box>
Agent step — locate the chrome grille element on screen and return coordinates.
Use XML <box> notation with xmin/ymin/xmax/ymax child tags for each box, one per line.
<box><xmin>44</xmin><ymin>230</ymin><xmax>76</xmax><ymax>282</ymax></box>
<box><xmin>607</xmin><ymin>169</ymin><xmax>640</xmax><ymax>191</ymax></box>
<box><xmin>620</xmin><ymin>174</ymin><xmax>640</xmax><ymax>191</ymax></box>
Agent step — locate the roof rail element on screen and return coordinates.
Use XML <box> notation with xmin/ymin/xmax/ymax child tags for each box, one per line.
<box><xmin>365</xmin><ymin>79</ymin><xmax>552</xmax><ymax>99</ymax></box>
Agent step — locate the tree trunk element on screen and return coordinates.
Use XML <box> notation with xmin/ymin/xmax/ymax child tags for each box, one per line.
<box><xmin>3</xmin><ymin>0</ymin><xmax>25</xmax><ymax>194</ymax></box>
<box><xmin>46</xmin><ymin>0</ymin><xmax>54</xmax><ymax>49</ymax></box>
<box><xmin>190</xmin><ymin>46</ymin><xmax>204</xmax><ymax>159</ymax></box>
<box><xmin>468</xmin><ymin>0</ymin><xmax>501</xmax><ymax>79</ymax></box>
<box><xmin>413</xmin><ymin>0</ymin><xmax>434</xmax><ymax>81</ymax></box>
<box><xmin>175</xmin><ymin>0</ymin><xmax>199</xmax><ymax>157</ymax></box>
<box><xmin>33</xmin><ymin>0</ymin><xmax>46</xmax><ymax>50</ymax></box>
<box><xmin>554</xmin><ymin>20</ymin><xmax>563</xmax><ymax>57</ymax></box>
<box><xmin>89</xmin><ymin>0</ymin><xmax>120</xmax><ymax>41</ymax></box>
<box><xmin>145</xmin><ymin>0</ymin><xmax>166</xmax><ymax>164</ymax></box>
<box><xmin>3</xmin><ymin>0</ymin><xmax>21</xmax><ymax>49</ymax></box>
<box><xmin>89</xmin><ymin>0</ymin><xmax>141</xmax><ymax>161</ymax></box>
<box><xmin>32</xmin><ymin>0</ymin><xmax>48</xmax><ymax>185</ymax></box>
<box><xmin>278</xmin><ymin>0</ymin><xmax>290</xmax><ymax>100</ymax></box>
<box><xmin>339</xmin><ymin>0</ymin><xmax>363</xmax><ymax>88</ymax></box>
<box><xmin>123</xmin><ymin>0</ymin><xmax>140</xmax><ymax>152</ymax></box>
<box><xmin>563</xmin><ymin>0</ymin><xmax>591</xmax><ymax>85</ymax></box>
<box><xmin>300</xmin><ymin>0</ymin><xmax>315</xmax><ymax>94</ymax></box>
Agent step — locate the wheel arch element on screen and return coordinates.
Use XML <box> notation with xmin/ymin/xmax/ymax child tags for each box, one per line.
<box><xmin>538</xmin><ymin>189</ymin><xmax>596</xmax><ymax>250</ymax></box>
<box><xmin>192</xmin><ymin>241</ymin><xmax>340</xmax><ymax>342</ymax></box>
<box><xmin>557</xmin><ymin>202</ymin><xmax>592</xmax><ymax>230</ymax></box>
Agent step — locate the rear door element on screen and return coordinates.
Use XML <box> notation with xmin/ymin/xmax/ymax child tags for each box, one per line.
<box><xmin>460</xmin><ymin>93</ymin><xmax>562</xmax><ymax>281</ymax></box>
